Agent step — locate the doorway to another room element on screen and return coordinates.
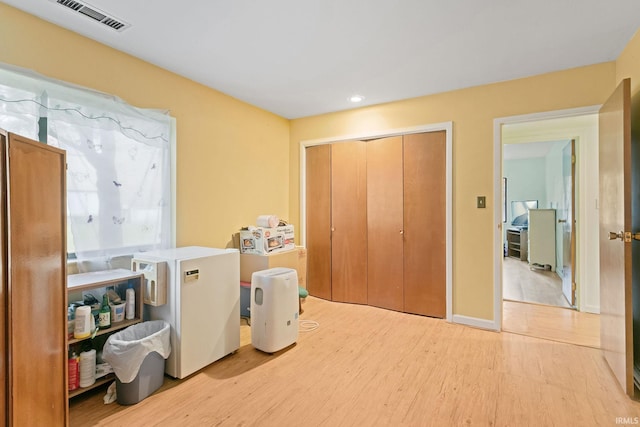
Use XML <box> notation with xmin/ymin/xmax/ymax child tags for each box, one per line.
<box><xmin>495</xmin><ymin>109</ymin><xmax>601</xmax><ymax>348</ymax></box>
<box><xmin>502</xmin><ymin>139</ymin><xmax>573</xmax><ymax>310</ymax></box>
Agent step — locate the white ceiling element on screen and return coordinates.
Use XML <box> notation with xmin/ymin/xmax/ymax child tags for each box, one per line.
<box><xmin>3</xmin><ymin>0</ymin><xmax>640</xmax><ymax>119</ymax></box>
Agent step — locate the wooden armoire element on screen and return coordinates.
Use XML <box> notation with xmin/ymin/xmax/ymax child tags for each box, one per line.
<box><xmin>0</xmin><ymin>131</ymin><xmax>68</xmax><ymax>426</ymax></box>
<box><xmin>305</xmin><ymin>131</ymin><xmax>446</xmax><ymax>318</ymax></box>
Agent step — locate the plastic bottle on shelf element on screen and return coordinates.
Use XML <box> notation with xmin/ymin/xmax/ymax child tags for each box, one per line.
<box><xmin>68</xmin><ymin>350</ymin><xmax>79</xmax><ymax>391</ymax></box>
<box><xmin>73</xmin><ymin>306</ymin><xmax>91</xmax><ymax>339</ymax></box>
<box><xmin>79</xmin><ymin>349</ymin><xmax>96</xmax><ymax>388</ymax></box>
<box><xmin>98</xmin><ymin>294</ymin><xmax>111</xmax><ymax>329</ymax></box>
<box><xmin>126</xmin><ymin>284</ymin><xmax>135</xmax><ymax>320</ymax></box>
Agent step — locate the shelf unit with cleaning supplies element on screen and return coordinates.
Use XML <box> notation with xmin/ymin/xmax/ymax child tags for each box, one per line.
<box><xmin>67</xmin><ymin>269</ymin><xmax>144</xmax><ymax>399</ymax></box>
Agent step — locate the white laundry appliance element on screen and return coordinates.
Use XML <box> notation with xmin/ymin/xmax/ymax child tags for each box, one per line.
<box><xmin>133</xmin><ymin>246</ymin><xmax>240</xmax><ymax>379</ymax></box>
<box><xmin>251</xmin><ymin>267</ymin><xmax>299</xmax><ymax>353</ymax></box>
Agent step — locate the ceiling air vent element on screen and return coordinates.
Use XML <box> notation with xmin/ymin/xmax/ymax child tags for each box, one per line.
<box><xmin>51</xmin><ymin>0</ymin><xmax>130</xmax><ymax>32</ymax></box>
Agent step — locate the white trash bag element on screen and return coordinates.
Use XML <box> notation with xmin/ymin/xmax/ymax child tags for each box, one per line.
<box><xmin>102</xmin><ymin>320</ymin><xmax>171</xmax><ymax>384</ymax></box>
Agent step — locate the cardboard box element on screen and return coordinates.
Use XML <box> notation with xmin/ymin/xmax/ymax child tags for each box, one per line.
<box><xmin>240</xmin><ymin>249</ymin><xmax>299</xmax><ymax>282</ymax></box>
<box><xmin>240</xmin><ymin>225</ymin><xmax>295</xmax><ymax>255</ymax></box>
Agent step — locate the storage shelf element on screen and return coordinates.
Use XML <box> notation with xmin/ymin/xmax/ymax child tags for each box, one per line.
<box><xmin>68</xmin><ymin>317</ymin><xmax>141</xmax><ymax>345</ymax></box>
<box><xmin>506</xmin><ymin>228</ymin><xmax>528</xmax><ymax>261</ymax></box>
<box><xmin>67</xmin><ymin>269</ymin><xmax>144</xmax><ymax>292</ymax></box>
<box><xmin>68</xmin><ymin>374</ymin><xmax>114</xmax><ymax>399</ymax></box>
<box><xmin>67</xmin><ymin>269</ymin><xmax>144</xmax><ymax>399</ymax></box>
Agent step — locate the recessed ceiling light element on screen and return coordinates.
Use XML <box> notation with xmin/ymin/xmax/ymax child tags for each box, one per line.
<box><xmin>349</xmin><ymin>94</ymin><xmax>365</xmax><ymax>103</ymax></box>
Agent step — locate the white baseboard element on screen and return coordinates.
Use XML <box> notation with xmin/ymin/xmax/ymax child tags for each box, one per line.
<box><xmin>581</xmin><ymin>304</ymin><xmax>600</xmax><ymax>314</ymax></box>
<box><xmin>452</xmin><ymin>314</ymin><xmax>499</xmax><ymax>331</ymax></box>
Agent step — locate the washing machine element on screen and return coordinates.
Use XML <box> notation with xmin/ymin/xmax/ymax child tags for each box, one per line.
<box><xmin>251</xmin><ymin>267</ymin><xmax>299</xmax><ymax>353</ymax></box>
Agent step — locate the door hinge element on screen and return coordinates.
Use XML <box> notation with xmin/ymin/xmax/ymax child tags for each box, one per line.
<box><xmin>571</xmin><ymin>155</ymin><xmax>576</xmax><ymax>164</ymax></box>
<box><xmin>572</xmin><ymin>282</ymin><xmax>576</xmax><ymax>292</ymax></box>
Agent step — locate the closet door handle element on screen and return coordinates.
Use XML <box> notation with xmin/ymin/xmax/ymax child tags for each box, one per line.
<box><xmin>399</xmin><ymin>230</ymin><xmax>404</xmax><ymax>234</ymax></box>
<box><xmin>331</xmin><ymin>227</ymin><xmax>335</xmax><ymax>232</ymax></box>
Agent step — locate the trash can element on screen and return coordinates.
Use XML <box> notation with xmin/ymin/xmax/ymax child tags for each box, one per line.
<box><xmin>102</xmin><ymin>320</ymin><xmax>171</xmax><ymax>405</ymax></box>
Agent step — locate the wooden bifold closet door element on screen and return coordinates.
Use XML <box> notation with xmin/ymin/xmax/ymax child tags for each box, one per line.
<box><xmin>403</xmin><ymin>131</ymin><xmax>446</xmax><ymax>317</ymax></box>
<box><xmin>331</xmin><ymin>141</ymin><xmax>368</xmax><ymax>304</ymax></box>
<box><xmin>304</xmin><ymin>131</ymin><xmax>446</xmax><ymax>318</ymax></box>
<box><xmin>367</xmin><ymin>136</ymin><xmax>404</xmax><ymax>311</ymax></box>
<box><xmin>305</xmin><ymin>142</ymin><xmax>368</xmax><ymax>305</ymax></box>
<box><xmin>305</xmin><ymin>144</ymin><xmax>332</xmax><ymax>300</ymax></box>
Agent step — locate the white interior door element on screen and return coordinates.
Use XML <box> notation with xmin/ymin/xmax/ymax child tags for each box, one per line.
<box><xmin>598</xmin><ymin>78</ymin><xmax>633</xmax><ymax>397</ymax></box>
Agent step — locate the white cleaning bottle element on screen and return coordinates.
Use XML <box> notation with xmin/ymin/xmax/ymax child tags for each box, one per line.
<box><xmin>126</xmin><ymin>285</ymin><xmax>135</xmax><ymax>320</ymax></box>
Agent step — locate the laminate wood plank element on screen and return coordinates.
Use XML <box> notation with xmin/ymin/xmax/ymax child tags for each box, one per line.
<box><xmin>305</xmin><ymin>145</ymin><xmax>332</xmax><ymax>300</ymax></box>
<box><xmin>503</xmin><ymin>256</ymin><xmax>571</xmax><ymax>308</ymax></box>
<box><xmin>331</xmin><ymin>141</ymin><xmax>368</xmax><ymax>304</ymax></box>
<box><xmin>403</xmin><ymin>131</ymin><xmax>446</xmax><ymax>317</ymax></box>
<box><xmin>71</xmin><ymin>297</ymin><xmax>640</xmax><ymax>426</ymax></box>
<box><xmin>366</xmin><ymin>136</ymin><xmax>404</xmax><ymax>311</ymax></box>
<box><xmin>502</xmin><ymin>300</ymin><xmax>600</xmax><ymax>348</ymax></box>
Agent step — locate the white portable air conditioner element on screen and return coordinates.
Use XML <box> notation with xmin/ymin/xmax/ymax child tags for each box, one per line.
<box><xmin>251</xmin><ymin>267</ymin><xmax>299</xmax><ymax>353</ymax></box>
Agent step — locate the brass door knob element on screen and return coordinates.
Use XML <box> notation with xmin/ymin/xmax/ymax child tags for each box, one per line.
<box><xmin>609</xmin><ymin>231</ymin><xmax>623</xmax><ymax>241</ymax></box>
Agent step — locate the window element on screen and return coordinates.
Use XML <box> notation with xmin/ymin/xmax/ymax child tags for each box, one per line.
<box><xmin>0</xmin><ymin>62</ymin><xmax>173</xmax><ymax>260</ymax></box>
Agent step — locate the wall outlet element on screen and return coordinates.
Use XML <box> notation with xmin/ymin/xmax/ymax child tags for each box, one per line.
<box><xmin>477</xmin><ymin>196</ymin><xmax>486</xmax><ymax>208</ymax></box>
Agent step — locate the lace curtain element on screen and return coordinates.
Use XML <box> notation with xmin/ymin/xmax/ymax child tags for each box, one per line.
<box><xmin>0</xmin><ymin>79</ymin><xmax>39</xmax><ymax>140</ymax></box>
<box><xmin>0</xmin><ymin>63</ymin><xmax>173</xmax><ymax>260</ymax></box>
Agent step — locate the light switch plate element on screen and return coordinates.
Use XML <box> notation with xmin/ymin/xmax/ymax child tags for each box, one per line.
<box><xmin>477</xmin><ymin>196</ymin><xmax>486</xmax><ymax>208</ymax></box>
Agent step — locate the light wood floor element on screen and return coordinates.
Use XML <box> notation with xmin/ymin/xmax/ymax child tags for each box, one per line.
<box><xmin>70</xmin><ymin>297</ymin><xmax>637</xmax><ymax>426</ymax></box>
<box><xmin>503</xmin><ymin>256</ymin><xmax>571</xmax><ymax>308</ymax></box>
<box><xmin>502</xmin><ymin>255</ymin><xmax>600</xmax><ymax>348</ymax></box>
<box><xmin>503</xmin><ymin>300</ymin><xmax>600</xmax><ymax>348</ymax></box>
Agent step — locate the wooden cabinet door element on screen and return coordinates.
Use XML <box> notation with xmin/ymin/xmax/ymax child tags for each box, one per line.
<box><xmin>305</xmin><ymin>145</ymin><xmax>332</xmax><ymax>300</ymax></box>
<box><xmin>6</xmin><ymin>133</ymin><xmax>67</xmax><ymax>425</ymax></box>
<box><xmin>367</xmin><ymin>136</ymin><xmax>404</xmax><ymax>311</ymax></box>
<box><xmin>331</xmin><ymin>141</ymin><xmax>368</xmax><ymax>304</ymax></box>
<box><xmin>403</xmin><ymin>131</ymin><xmax>446</xmax><ymax>317</ymax></box>
<box><xmin>0</xmin><ymin>132</ymin><xmax>6</xmax><ymax>427</ymax></box>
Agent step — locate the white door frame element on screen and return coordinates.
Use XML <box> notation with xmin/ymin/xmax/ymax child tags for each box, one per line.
<box><xmin>299</xmin><ymin>122</ymin><xmax>453</xmax><ymax>322</ymax></box>
<box><xmin>493</xmin><ymin>106</ymin><xmax>600</xmax><ymax>330</ymax></box>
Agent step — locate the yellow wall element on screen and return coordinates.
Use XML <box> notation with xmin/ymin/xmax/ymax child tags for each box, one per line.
<box><xmin>289</xmin><ymin>64</ymin><xmax>616</xmax><ymax>320</ymax></box>
<box><xmin>0</xmin><ymin>3</ymin><xmax>290</xmax><ymax>249</ymax></box>
<box><xmin>617</xmin><ymin>29</ymin><xmax>640</xmax><ymax>97</ymax></box>
<box><xmin>3</xmin><ymin>2</ymin><xmax>636</xmax><ymax>321</ymax></box>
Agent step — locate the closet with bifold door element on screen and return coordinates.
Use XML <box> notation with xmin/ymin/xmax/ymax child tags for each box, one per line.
<box><xmin>331</xmin><ymin>141</ymin><xmax>368</xmax><ymax>304</ymax></box>
<box><xmin>305</xmin><ymin>131</ymin><xmax>446</xmax><ymax>318</ymax></box>
<box><xmin>305</xmin><ymin>144</ymin><xmax>332</xmax><ymax>301</ymax></box>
